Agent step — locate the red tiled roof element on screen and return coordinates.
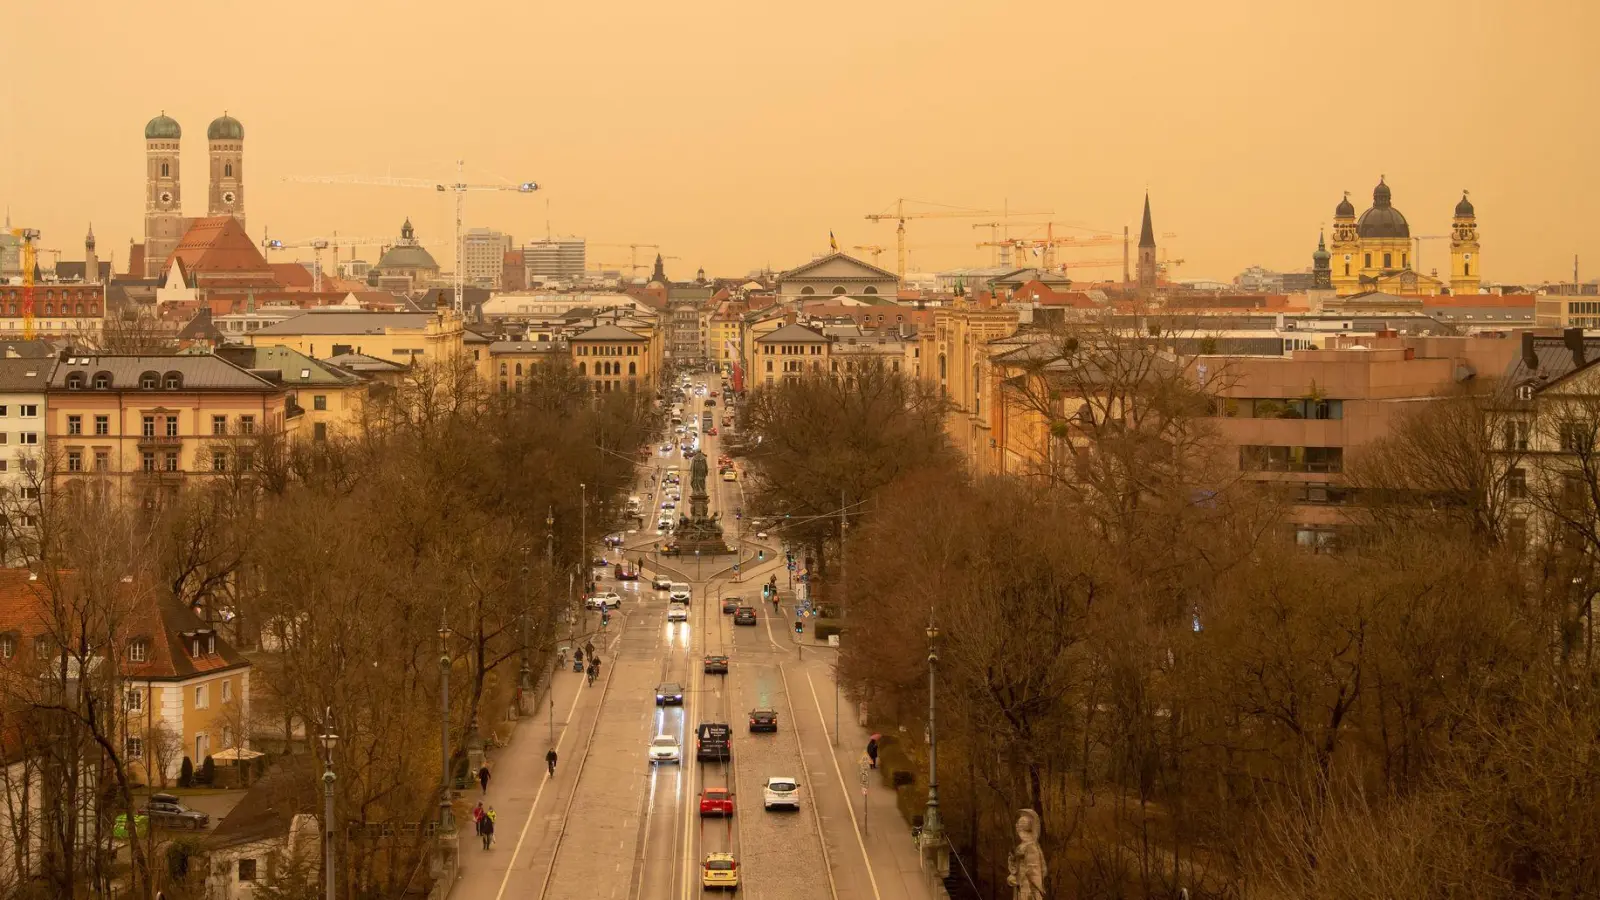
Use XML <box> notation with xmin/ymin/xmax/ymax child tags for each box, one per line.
<box><xmin>0</xmin><ymin>569</ymin><xmax>247</xmax><ymax>681</ymax></box>
<box><xmin>1014</xmin><ymin>280</ymin><xmax>1098</xmax><ymax>309</ymax></box>
<box><xmin>269</xmin><ymin>263</ymin><xmax>316</xmax><ymax>289</ymax></box>
<box><xmin>166</xmin><ymin>217</ymin><xmax>274</xmax><ymax>280</ymax></box>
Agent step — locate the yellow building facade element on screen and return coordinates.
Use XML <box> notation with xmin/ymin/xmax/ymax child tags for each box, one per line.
<box><xmin>1328</xmin><ymin>178</ymin><xmax>1480</xmax><ymax>297</ymax></box>
<box><xmin>245</xmin><ymin>307</ymin><xmax>467</xmax><ymax>364</ymax></box>
<box><xmin>46</xmin><ymin>355</ymin><xmax>286</xmax><ymax>500</ymax></box>
<box><xmin>570</xmin><ymin>323</ymin><xmax>653</xmax><ymax>392</ymax></box>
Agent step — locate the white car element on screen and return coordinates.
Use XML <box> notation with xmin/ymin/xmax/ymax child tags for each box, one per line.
<box><xmin>762</xmin><ymin>777</ymin><xmax>800</xmax><ymax>810</ymax></box>
<box><xmin>667</xmin><ymin>602</ymin><xmax>689</xmax><ymax>622</ymax></box>
<box><xmin>755</xmin><ymin>531</ymin><xmax>768</xmax><ymax>539</ymax></box>
<box><xmin>585</xmin><ymin>592</ymin><xmax>622</xmax><ymax>610</ymax></box>
<box><xmin>669</xmin><ymin>583</ymin><xmax>692</xmax><ymax>603</ymax></box>
<box><xmin>649</xmin><ymin>735</ymin><xmax>682</xmax><ymax>764</ymax></box>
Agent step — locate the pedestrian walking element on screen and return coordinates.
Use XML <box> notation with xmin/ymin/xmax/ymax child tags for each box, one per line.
<box><xmin>478</xmin><ymin>764</ymin><xmax>491</xmax><ymax>795</ymax></box>
<box><xmin>546</xmin><ymin>748</ymin><xmax>558</xmax><ymax>777</ymax></box>
<box><xmin>867</xmin><ymin>736</ymin><xmax>880</xmax><ymax>769</ymax></box>
<box><xmin>479</xmin><ymin>809</ymin><xmax>495</xmax><ymax>850</ymax></box>
<box><xmin>471</xmin><ymin>801</ymin><xmax>485</xmax><ymax>826</ymax></box>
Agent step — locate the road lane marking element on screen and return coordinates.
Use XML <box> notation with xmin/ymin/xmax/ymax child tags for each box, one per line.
<box><xmin>523</xmin><ymin>600</ymin><xmax>628</xmax><ymax>900</ymax></box>
<box><xmin>492</xmin><ymin>655</ymin><xmax>589</xmax><ymax>900</ymax></box>
<box><xmin>776</xmin><ymin>662</ymin><xmax>840</xmax><ymax>900</ymax></box>
<box><xmin>804</xmin><ymin>669</ymin><xmax>881</xmax><ymax>900</ymax></box>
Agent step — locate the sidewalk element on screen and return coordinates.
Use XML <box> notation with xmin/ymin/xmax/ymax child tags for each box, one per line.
<box><xmin>449</xmin><ymin>657</ymin><xmax>593</xmax><ymax>899</ymax></box>
<box><xmin>797</xmin><ymin>649</ymin><xmax>940</xmax><ymax>900</ymax></box>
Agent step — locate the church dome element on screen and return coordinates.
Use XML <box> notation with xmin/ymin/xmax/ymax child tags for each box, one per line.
<box><xmin>1334</xmin><ymin>194</ymin><xmax>1355</xmax><ymax>218</ymax></box>
<box><xmin>377</xmin><ymin>220</ymin><xmax>438</xmax><ymax>271</ymax></box>
<box><xmin>1356</xmin><ymin>178</ymin><xmax>1410</xmax><ymax>239</ymax></box>
<box><xmin>1455</xmin><ymin>192</ymin><xmax>1475</xmax><ymax>217</ymax></box>
<box><xmin>207</xmin><ymin>114</ymin><xmax>244</xmax><ymax>141</ymax></box>
<box><xmin>145</xmin><ymin>113</ymin><xmax>182</xmax><ymax>140</ymax></box>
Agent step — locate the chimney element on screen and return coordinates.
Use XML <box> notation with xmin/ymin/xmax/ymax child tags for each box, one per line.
<box><xmin>1566</xmin><ymin>327</ymin><xmax>1586</xmax><ymax>367</ymax></box>
<box><xmin>1522</xmin><ymin>331</ymin><xmax>1538</xmax><ymax>370</ymax></box>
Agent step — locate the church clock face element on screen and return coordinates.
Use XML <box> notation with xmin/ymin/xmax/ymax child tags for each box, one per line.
<box><xmin>1463</xmin><ymin>253</ymin><xmax>1472</xmax><ymax>261</ymax></box>
<box><xmin>159</xmin><ymin>191</ymin><xmax>173</xmax><ymax>205</ymax></box>
<box><xmin>222</xmin><ymin>191</ymin><xmax>236</xmax><ymax>205</ymax></box>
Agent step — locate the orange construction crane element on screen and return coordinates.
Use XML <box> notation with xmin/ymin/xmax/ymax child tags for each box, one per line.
<box><xmin>9</xmin><ymin>229</ymin><xmax>39</xmax><ymax>340</ymax></box>
<box><xmin>866</xmin><ymin>199</ymin><xmax>1051</xmax><ymax>279</ymax></box>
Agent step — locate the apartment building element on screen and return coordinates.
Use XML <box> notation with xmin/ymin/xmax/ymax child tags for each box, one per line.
<box><xmin>46</xmin><ymin>355</ymin><xmax>285</xmax><ymax>501</ymax></box>
<box><xmin>570</xmin><ymin>323</ymin><xmax>652</xmax><ymax>393</ymax></box>
<box><xmin>245</xmin><ymin>306</ymin><xmax>466</xmax><ymax>363</ymax></box>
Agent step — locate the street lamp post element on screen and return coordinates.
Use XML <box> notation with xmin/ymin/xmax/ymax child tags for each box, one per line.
<box><xmin>437</xmin><ymin>618</ymin><xmax>454</xmax><ymax>833</ymax></box>
<box><xmin>922</xmin><ymin>617</ymin><xmax>947</xmax><ymax>878</ymax></box>
<box><xmin>696</xmin><ymin>549</ymin><xmax>702</xmax><ymax>580</ymax></box>
<box><xmin>580</xmin><ymin>483</ymin><xmax>588</xmax><ymax>591</ymax></box>
<box><xmin>320</xmin><ymin>710</ymin><xmax>339</xmax><ymax>900</ymax></box>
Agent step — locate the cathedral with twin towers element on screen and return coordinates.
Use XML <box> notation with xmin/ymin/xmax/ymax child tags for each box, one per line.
<box><xmin>138</xmin><ymin>112</ymin><xmax>246</xmax><ymax>278</ymax></box>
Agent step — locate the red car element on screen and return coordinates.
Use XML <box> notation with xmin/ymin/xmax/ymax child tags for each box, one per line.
<box><xmin>700</xmin><ymin>787</ymin><xmax>734</xmax><ymax>816</ymax></box>
<box><xmin>707</xmin><ymin>427</ymin><xmax>718</xmax><ymax>436</ymax></box>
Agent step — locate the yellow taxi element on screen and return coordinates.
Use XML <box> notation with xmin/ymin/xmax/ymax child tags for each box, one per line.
<box><xmin>701</xmin><ymin>852</ymin><xmax>739</xmax><ymax>890</ymax></box>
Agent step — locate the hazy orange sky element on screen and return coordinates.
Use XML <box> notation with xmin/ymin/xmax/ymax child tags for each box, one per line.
<box><xmin>3</xmin><ymin>0</ymin><xmax>1597</xmax><ymax>284</ymax></box>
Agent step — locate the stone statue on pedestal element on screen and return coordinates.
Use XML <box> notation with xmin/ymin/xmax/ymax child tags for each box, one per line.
<box><xmin>1007</xmin><ymin>809</ymin><xmax>1046</xmax><ymax>900</ymax></box>
<box><xmin>690</xmin><ymin>450</ymin><xmax>709</xmax><ymax>496</ymax></box>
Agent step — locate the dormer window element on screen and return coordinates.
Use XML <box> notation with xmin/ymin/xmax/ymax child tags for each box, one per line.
<box><xmin>163</xmin><ymin>372</ymin><xmax>182</xmax><ymax>390</ymax></box>
<box><xmin>93</xmin><ymin>371</ymin><xmax>112</xmax><ymax>389</ymax></box>
<box><xmin>139</xmin><ymin>371</ymin><xmax>159</xmax><ymax>390</ymax></box>
<box><xmin>207</xmin><ymin>634</ymin><xmax>216</xmax><ymax>655</ymax></box>
<box><xmin>128</xmin><ymin>639</ymin><xmax>148</xmax><ymax>662</ymax></box>
<box><xmin>65</xmin><ymin>372</ymin><xmax>85</xmax><ymax>390</ymax></box>
<box><xmin>1516</xmin><ymin>384</ymin><xmax>1535</xmax><ymax>401</ymax></box>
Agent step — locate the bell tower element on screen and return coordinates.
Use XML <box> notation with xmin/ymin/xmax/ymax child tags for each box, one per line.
<box><xmin>1449</xmin><ymin>191</ymin><xmax>1480</xmax><ymax>296</ymax></box>
<box><xmin>84</xmin><ymin>224</ymin><xmax>99</xmax><ymax>285</ymax></box>
<box><xmin>207</xmin><ymin>113</ymin><xmax>246</xmax><ymax>231</ymax></box>
<box><xmin>1328</xmin><ymin>192</ymin><xmax>1359</xmax><ymax>295</ymax></box>
<box><xmin>143</xmin><ymin>112</ymin><xmax>184</xmax><ymax>278</ymax></box>
<box><xmin>1136</xmin><ymin>192</ymin><xmax>1157</xmax><ymax>290</ymax></box>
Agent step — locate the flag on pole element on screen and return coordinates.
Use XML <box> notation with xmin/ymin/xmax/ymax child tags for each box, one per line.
<box><xmin>829</xmin><ymin>231</ymin><xmax>839</xmax><ymax>252</ymax></box>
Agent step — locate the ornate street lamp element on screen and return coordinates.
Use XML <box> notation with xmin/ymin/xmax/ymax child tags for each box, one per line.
<box><xmin>922</xmin><ymin>617</ymin><xmax>947</xmax><ymax>875</ymax></box>
<box><xmin>320</xmin><ymin>711</ymin><xmax>339</xmax><ymax>900</ymax></box>
<box><xmin>437</xmin><ymin>619</ymin><xmax>453</xmax><ymax>833</ymax></box>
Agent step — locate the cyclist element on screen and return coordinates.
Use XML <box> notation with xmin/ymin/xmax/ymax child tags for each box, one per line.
<box><xmin>546</xmin><ymin>748</ymin><xmax>558</xmax><ymax>776</ymax></box>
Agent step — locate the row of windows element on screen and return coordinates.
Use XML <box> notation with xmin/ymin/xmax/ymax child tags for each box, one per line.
<box><xmin>0</xmin><ymin>303</ymin><xmax>101</xmax><ymax>317</ymax></box>
<box><xmin>797</xmin><ymin>285</ymin><xmax>880</xmax><ymax>296</ymax></box>
<box><xmin>1239</xmin><ymin>445</ymin><xmax>1345</xmax><ymax>473</ymax></box>
<box><xmin>1211</xmin><ymin>398</ymin><xmax>1345</xmax><ymax>420</ymax></box>
<box><xmin>64</xmin><ymin>370</ymin><xmax>183</xmax><ymax>390</ymax></box>
<box><xmin>577</xmin><ymin>361</ymin><xmax>637</xmax><ymax>377</ymax></box>
<box><xmin>575</xmin><ymin>344</ymin><xmax>640</xmax><ymax>356</ymax></box>
<box><xmin>0</xmin><ymin>405</ymin><xmax>39</xmax><ymax>417</ymax></box>
<box><xmin>762</xmin><ymin>344</ymin><xmax>823</xmax><ymax>355</ymax></box>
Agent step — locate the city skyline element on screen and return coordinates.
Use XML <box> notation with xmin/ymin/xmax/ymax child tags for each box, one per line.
<box><xmin>3</xmin><ymin>0</ymin><xmax>1597</xmax><ymax>283</ymax></box>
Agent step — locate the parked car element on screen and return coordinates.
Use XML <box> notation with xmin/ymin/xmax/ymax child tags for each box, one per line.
<box><xmin>699</xmin><ymin>787</ymin><xmax>734</xmax><ymax>817</ymax></box>
<box><xmin>734</xmin><ymin>607</ymin><xmax>757</xmax><ymax>626</ymax></box>
<box><xmin>748</xmin><ymin>708</ymin><xmax>778</xmax><ymax>733</ymax></box>
<box><xmin>703</xmin><ymin>654</ymin><xmax>729</xmax><ymax>674</ymax></box>
<box><xmin>140</xmin><ymin>793</ymin><xmax>210</xmax><ymax>830</ymax></box>
<box><xmin>762</xmin><ymin>777</ymin><xmax>801</xmax><ymax>811</ymax></box>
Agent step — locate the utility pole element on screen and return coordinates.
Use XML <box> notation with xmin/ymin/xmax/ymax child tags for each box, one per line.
<box><xmin>320</xmin><ymin>710</ymin><xmax>339</xmax><ymax>900</ymax></box>
<box><xmin>837</xmin><ymin>489</ymin><xmax>847</xmax><ymax>746</ymax></box>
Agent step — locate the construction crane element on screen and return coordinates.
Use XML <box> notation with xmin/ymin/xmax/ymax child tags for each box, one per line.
<box><xmin>262</xmin><ymin>235</ymin><xmax>394</xmax><ymax>291</ymax></box>
<box><xmin>981</xmin><ymin>224</ymin><xmax>1179</xmax><ymax>274</ymax></box>
<box><xmin>9</xmin><ymin>229</ymin><xmax>39</xmax><ymax>340</ymax></box>
<box><xmin>970</xmin><ymin>219</ymin><xmax>1052</xmax><ymax>266</ymax></box>
<box><xmin>865</xmin><ymin>199</ymin><xmax>1051</xmax><ymax>280</ymax></box>
<box><xmin>589</xmin><ymin>242</ymin><xmax>661</xmax><ymax>275</ymax></box>
<box><xmin>851</xmin><ymin>245</ymin><xmax>889</xmax><ymax>265</ymax></box>
<box><xmin>283</xmin><ymin>162</ymin><xmax>538</xmax><ymax>312</ymax></box>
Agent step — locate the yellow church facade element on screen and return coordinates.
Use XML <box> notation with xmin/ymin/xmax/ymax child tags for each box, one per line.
<box><xmin>1327</xmin><ymin>178</ymin><xmax>1480</xmax><ymax>297</ymax></box>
